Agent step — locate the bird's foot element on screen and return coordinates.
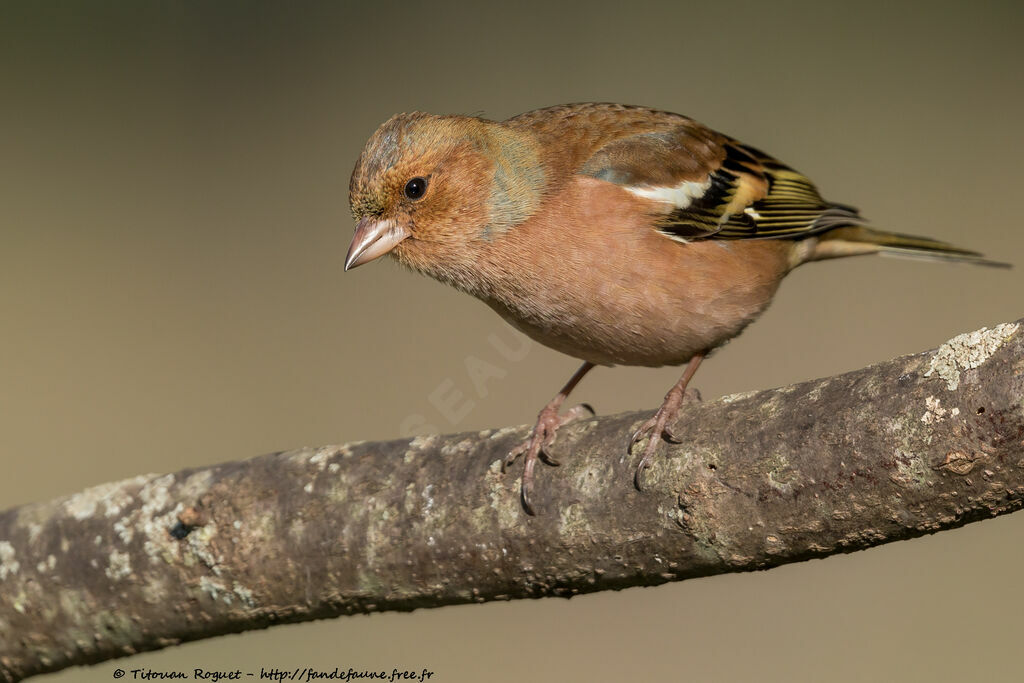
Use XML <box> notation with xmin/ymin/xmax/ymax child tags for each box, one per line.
<box><xmin>630</xmin><ymin>354</ymin><xmax>705</xmax><ymax>490</ymax></box>
<box><xmin>630</xmin><ymin>387</ymin><xmax>693</xmax><ymax>491</ymax></box>
<box><xmin>503</xmin><ymin>402</ymin><xmax>595</xmax><ymax>515</ymax></box>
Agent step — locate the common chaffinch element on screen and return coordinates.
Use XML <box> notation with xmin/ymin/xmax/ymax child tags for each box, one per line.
<box><xmin>346</xmin><ymin>102</ymin><xmax>1006</xmax><ymax>514</ymax></box>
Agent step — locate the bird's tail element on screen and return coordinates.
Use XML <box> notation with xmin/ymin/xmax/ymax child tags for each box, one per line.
<box><xmin>809</xmin><ymin>225</ymin><xmax>1011</xmax><ymax>268</ymax></box>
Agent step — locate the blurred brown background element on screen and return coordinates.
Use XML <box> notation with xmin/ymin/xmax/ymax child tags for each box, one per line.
<box><xmin>2</xmin><ymin>1</ymin><xmax>1022</xmax><ymax>681</ymax></box>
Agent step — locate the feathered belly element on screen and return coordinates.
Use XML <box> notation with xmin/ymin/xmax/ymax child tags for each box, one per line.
<box><xmin>483</xmin><ymin>239</ymin><xmax>790</xmax><ymax>367</ymax></box>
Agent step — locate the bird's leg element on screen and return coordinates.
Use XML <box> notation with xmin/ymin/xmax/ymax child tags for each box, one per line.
<box><xmin>630</xmin><ymin>354</ymin><xmax>704</xmax><ymax>490</ymax></box>
<box><xmin>503</xmin><ymin>361</ymin><xmax>595</xmax><ymax>515</ymax></box>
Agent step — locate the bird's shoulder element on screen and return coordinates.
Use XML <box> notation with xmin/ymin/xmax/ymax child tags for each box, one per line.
<box><xmin>504</xmin><ymin>102</ymin><xmax>712</xmax><ymax>177</ymax></box>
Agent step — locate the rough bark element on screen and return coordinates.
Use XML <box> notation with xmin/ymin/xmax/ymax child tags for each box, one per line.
<box><xmin>2</xmin><ymin>320</ymin><xmax>1023</xmax><ymax>682</ymax></box>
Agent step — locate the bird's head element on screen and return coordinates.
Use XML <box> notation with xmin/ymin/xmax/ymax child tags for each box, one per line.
<box><xmin>346</xmin><ymin>112</ymin><xmax>545</xmax><ymax>278</ymax></box>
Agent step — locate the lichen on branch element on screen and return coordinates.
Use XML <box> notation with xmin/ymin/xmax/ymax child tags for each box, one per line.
<box><xmin>1</xmin><ymin>319</ymin><xmax>1023</xmax><ymax>683</ymax></box>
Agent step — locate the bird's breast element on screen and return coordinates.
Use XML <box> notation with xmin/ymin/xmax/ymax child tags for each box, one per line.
<box><xmin>476</xmin><ymin>176</ymin><xmax>794</xmax><ymax>367</ymax></box>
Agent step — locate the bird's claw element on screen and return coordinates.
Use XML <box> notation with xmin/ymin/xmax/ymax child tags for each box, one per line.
<box><xmin>629</xmin><ymin>396</ymin><xmax>692</xmax><ymax>490</ymax></box>
<box><xmin>629</xmin><ymin>416</ymin><xmax>685</xmax><ymax>448</ymax></box>
<box><xmin>502</xmin><ymin>442</ymin><xmax>528</xmax><ymax>472</ymax></box>
<box><xmin>504</xmin><ymin>402</ymin><xmax>595</xmax><ymax>514</ymax></box>
<box><xmin>663</xmin><ymin>425</ymin><xmax>683</xmax><ymax>444</ymax></box>
<box><xmin>576</xmin><ymin>402</ymin><xmax>597</xmax><ymax>418</ymax></box>
<box><xmin>634</xmin><ymin>450</ymin><xmax>654</xmax><ymax>491</ymax></box>
<box><xmin>630</xmin><ymin>417</ymin><xmax>658</xmax><ymax>450</ymax></box>
<box><xmin>538</xmin><ymin>450</ymin><xmax>561</xmax><ymax>467</ymax></box>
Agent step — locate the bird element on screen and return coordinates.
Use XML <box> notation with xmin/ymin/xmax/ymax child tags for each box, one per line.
<box><xmin>345</xmin><ymin>102</ymin><xmax>1007</xmax><ymax>515</ymax></box>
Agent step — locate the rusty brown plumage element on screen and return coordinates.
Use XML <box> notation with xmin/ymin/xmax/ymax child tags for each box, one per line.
<box><xmin>346</xmin><ymin>102</ymin><xmax>1008</xmax><ymax>514</ymax></box>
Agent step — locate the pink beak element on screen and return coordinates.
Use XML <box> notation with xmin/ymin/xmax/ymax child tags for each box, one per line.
<box><xmin>344</xmin><ymin>217</ymin><xmax>411</xmax><ymax>271</ymax></box>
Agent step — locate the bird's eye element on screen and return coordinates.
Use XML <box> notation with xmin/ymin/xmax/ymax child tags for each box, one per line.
<box><xmin>404</xmin><ymin>177</ymin><xmax>428</xmax><ymax>200</ymax></box>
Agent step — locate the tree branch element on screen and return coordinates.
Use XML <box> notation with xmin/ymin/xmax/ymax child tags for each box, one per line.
<box><xmin>2</xmin><ymin>320</ymin><xmax>1023</xmax><ymax>681</ymax></box>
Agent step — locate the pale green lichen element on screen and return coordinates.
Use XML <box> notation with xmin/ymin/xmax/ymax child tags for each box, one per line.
<box><xmin>308</xmin><ymin>447</ymin><xmax>334</xmax><ymax>470</ymax></box>
<box><xmin>924</xmin><ymin>322</ymin><xmax>1019</xmax><ymax>391</ymax></box>
<box><xmin>105</xmin><ymin>550</ymin><xmax>131</xmax><ymax>581</ymax></box>
<box><xmin>186</xmin><ymin>523</ymin><xmax>222</xmax><ymax>575</ymax></box>
<box><xmin>421</xmin><ymin>484</ymin><xmax>436</xmax><ymax>515</ymax></box>
<box><xmin>921</xmin><ymin>395</ymin><xmax>960</xmax><ymax>425</ymax></box>
<box><xmin>61</xmin><ymin>475</ymin><xmax>153</xmax><ymax>521</ymax></box>
<box><xmin>466</xmin><ymin>503</ymin><xmax>495</xmax><ymax>537</ymax></box>
<box><xmin>440</xmin><ymin>438</ymin><xmax>475</xmax><ymax>457</ymax></box>
<box><xmin>558</xmin><ymin>502</ymin><xmax>590</xmax><ymax>538</ymax></box>
<box><xmin>11</xmin><ymin>589</ymin><xmax>28</xmax><ymax>614</ymax></box>
<box><xmin>890</xmin><ymin>451</ymin><xmax>930</xmax><ymax>489</ymax></box>
<box><xmin>0</xmin><ymin>540</ymin><xmax>19</xmax><ymax>580</ymax></box>
<box><xmin>113</xmin><ymin>517</ymin><xmax>134</xmax><ymax>544</ymax></box>
<box><xmin>233</xmin><ymin>581</ymin><xmax>257</xmax><ymax>608</ymax></box>
<box><xmin>101</xmin><ymin>485</ymin><xmax>137</xmax><ymax>518</ymax></box>
<box><xmin>362</xmin><ymin>495</ymin><xmax>401</xmax><ymax>582</ymax></box>
<box><xmin>35</xmin><ymin>554</ymin><xmax>57</xmax><ymax>573</ymax></box>
<box><xmin>571</xmin><ymin>460</ymin><xmax>614</xmax><ymax>499</ymax></box>
<box><xmin>181</xmin><ymin>469</ymin><xmax>214</xmax><ymax>495</ymax></box>
<box><xmin>403</xmin><ymin>435</ymin><xmax>437</xmax><ymax>463</ymax></box>
<box><xmin>487</xmin><ymin>426</ymin><xmax>522</xmax><ymax>440</ymax></box>
<box><xmin>485</xmin><ymin>460</ymin><xmax>520</xmax><ymax>528</ymax></box>
<box><xmin>126</xmin><ymin>474</ymin><xmax>187</xmax><ymax>567</ymax></box>
<box><xmin>767</xmin><ymin>453</ymin><xmax>798</xmax><ymax>495</ymax></box>
<box><xmin>199</xmin><ymin>576</ymin><xmax>230</xmax><ymax>603</ymax></box>
<box><xmin>720</xmin><ymin>390</ymin><xmax>758</xmax><ymax>404</ymax></box>
<box><xmin>805</xmin><ymin>385</ymin><xmax>824</xmax><ymax>403</ymax></box>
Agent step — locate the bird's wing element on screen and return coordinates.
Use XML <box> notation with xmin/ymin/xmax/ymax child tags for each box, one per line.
<box><xmin>579</xmin><ymin>126</ymin><xmax>864</xmax><ymax>241</ymax></box>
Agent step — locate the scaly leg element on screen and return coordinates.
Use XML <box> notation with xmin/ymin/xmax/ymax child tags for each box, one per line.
<box><xmin>503</xmin><ymin>361</ymin><xmax>595</xmax><ymax>515</ymax></box>
<box><xmin>630</xmin><ymin>354</ymin><xmax>704</xmax><ymax>490</ymax></box>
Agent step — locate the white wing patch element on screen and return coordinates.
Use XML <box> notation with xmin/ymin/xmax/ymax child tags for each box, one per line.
<box><xmin>624</xmin><ymin>178</ymin><xmax>711</xmax><ymax>209</ymax></box>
